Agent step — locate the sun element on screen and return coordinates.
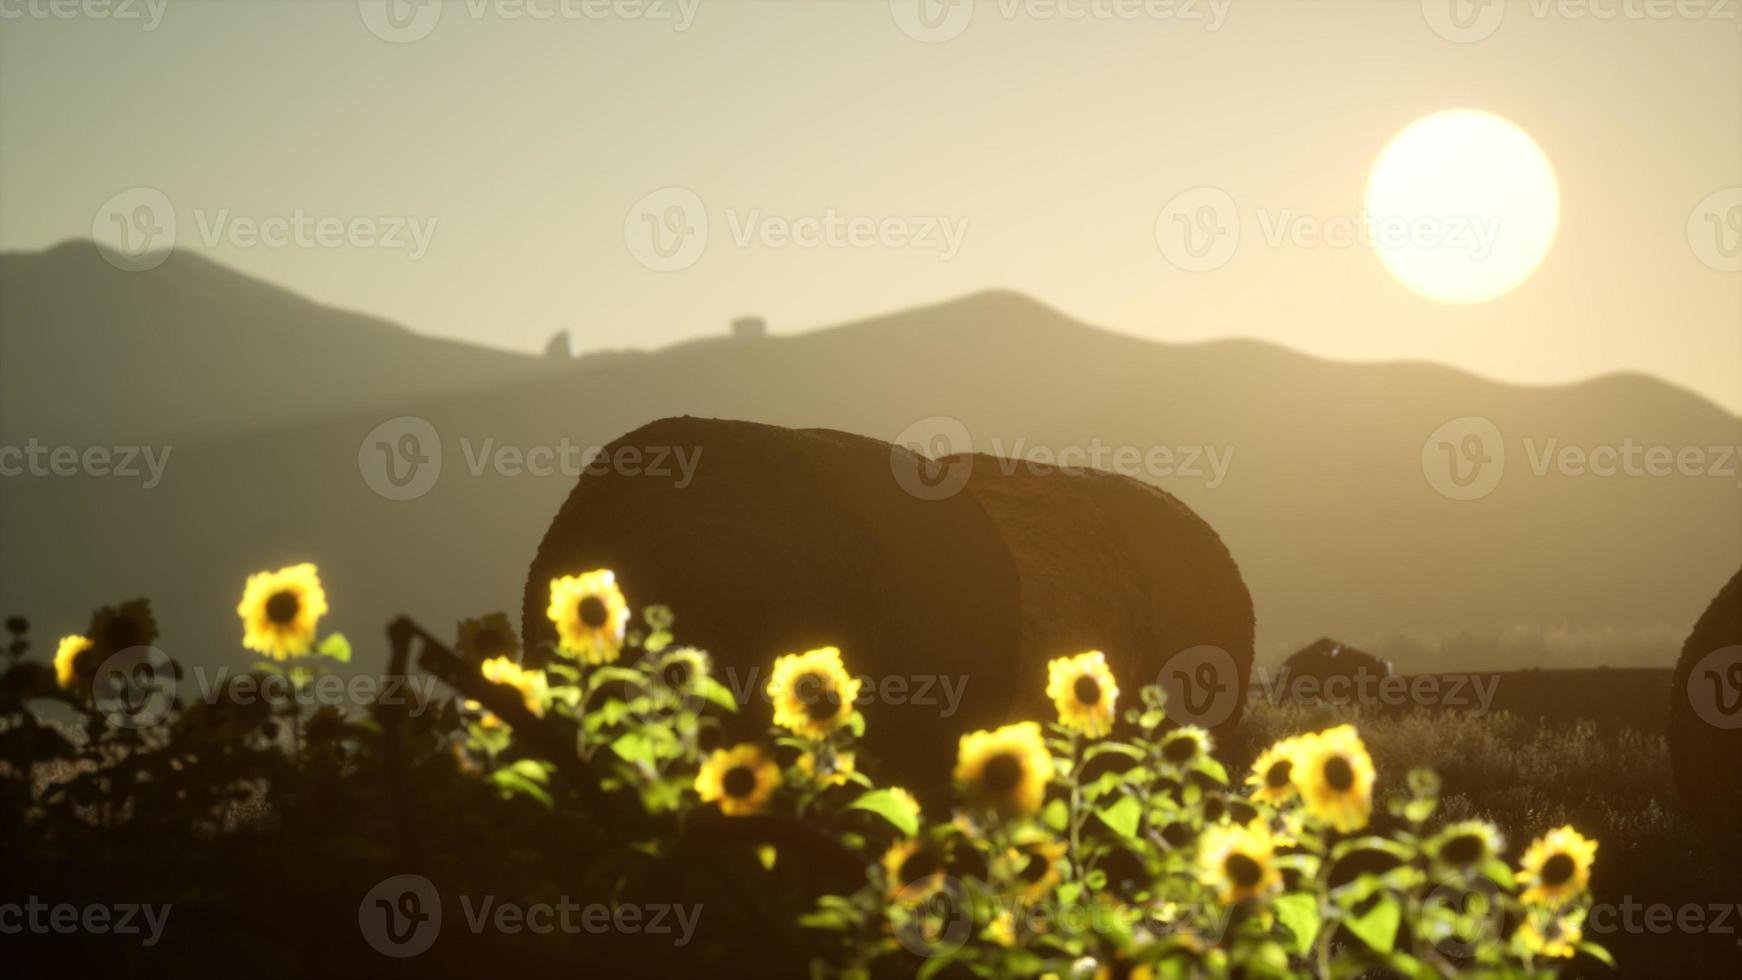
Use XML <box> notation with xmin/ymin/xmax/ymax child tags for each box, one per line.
<box><xmin>1365</xmin><ymin>110</ymin><xmax>1559</xmax><ymax>304</ymax></box>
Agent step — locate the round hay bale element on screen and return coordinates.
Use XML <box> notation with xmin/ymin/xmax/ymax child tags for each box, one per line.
<box><xmin>1669</xmin><ymin>567</ymin><xmax>1742</xmax><ymax>823</ymax></box>
<box><xmin>521</xmin><ymin>417</ymin><xmax>1025</xmax><ymax>782</ymax></box>
<box><xmin>524</xmin><ymin>418</ymin><xmax>1255</xmax><ymax>786</ymax></box>
<box><xmin>944</xmin><ymin>454</ymin><xmax>1254</xmax><ymax>735</ymax></box>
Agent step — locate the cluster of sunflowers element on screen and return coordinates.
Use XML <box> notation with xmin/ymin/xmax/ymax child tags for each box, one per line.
<box><xmin>38</xmin><ymin>564</ymin><xmax>1611</xmax><ymax>978</ymax></box>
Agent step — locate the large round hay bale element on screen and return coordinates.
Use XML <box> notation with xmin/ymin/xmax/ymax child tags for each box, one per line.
<box><xmin>523</xmin><ymin>418</ymin><xmax>1255</xmax><ymax>786</ymax></box>
<box><xmin>1669</xmin><ymin>567</ymin><xmax>1742</xmax><ymax>823</ymax></box>
<box><xmin>521</xmin><ymin>417</ymin><xmax>1026</xmax><ymax>780</ymax></box>
<box><xmin>945</xmin><ymin>454</ymin><xmax>1254</xmax><ymax>734</ymax></box>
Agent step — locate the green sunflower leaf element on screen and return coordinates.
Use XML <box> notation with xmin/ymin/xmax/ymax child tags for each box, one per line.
<box><xmin>1095</xmin><ymin>794</ymin><xmax>1142</xmax><ymax>839</ymax></box>
<box><xmin>695</xmin><ymin>676</ymin><xmax>739</xmax><ymax>713</ymax></box>
<box><xmin>1274</xmin><ymin>892</ymin><xmax>1320</xmax><ymax>955</ymax></box>
<box><xmin>848</xmin><ymin>789</ymin><xmax>919</xmax><ymax>836</ymax></box>
<box><xmin>1577</xmin><ymin>942</ymin><xmax>1615</xmax><ymax>967</ymax></box>
<box><xmin>317</xmin><ymin>633</ymin><xmax>351</xmax><ymax>662</ymax></box>
<box><xmin>1344</xmin><ymin>896</ymin><xmax>1401</xmax><ymax>954</ymax></box>
<box><xmin>1041</xmin><ymin>798</ymin><xmax>1070</xmax><ymax>833</ymax></box>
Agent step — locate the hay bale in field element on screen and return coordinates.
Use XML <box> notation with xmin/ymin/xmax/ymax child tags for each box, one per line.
<box><xmin>523</xmin><ymin>417</ymin><xmax>1254</xmax><ymax>786</ymax></box>
<box><xmin>1669</xmin><ymin>567</ymin><xmax>1742</xmax><ymax>823</ymax></box>
<box><xmin>522</xmin><ymin>417</ymin><xmax>1026</xmax><ymax>780</ymax></box>
<box><xmin>944</xmin><ymin>453</ymin><xmax>1255</xmax><ymax>735</ymax></box>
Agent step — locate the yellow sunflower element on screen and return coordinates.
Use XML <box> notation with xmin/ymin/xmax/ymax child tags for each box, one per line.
<box><xmin>456</xmin><ymin>613</ymin><xmax>519</xmax><ymax>663</ymax></box>
<box><xmin>1045</xmin><ymin>650</ymin><xmax>1120</xmax><ymax>737</ymax></box>
<box><xmin>882</xmin><ymin>837</ymin><xmax>949</xmax><ymax>901</ymax></box>
<box><xmin>797</xmin><ymin>748</ymin><xmax>857</xmax><ymax>787</ymax></box>
<box><xmin>1158</xmin><ymin>725</ymin><xmax>1213</xmax><ymax>767</ymax></box>
<box><xmin>1011</xmin><ymin>838</ymin><xmax>1067</xmax><ymax>901</ymax></box>
<box><xmin>546</xmin><ymin>569</ymin><xmax>630</xmax><ymax>664</ymax></box>
<box><xmin>1246</xmin><ymin>735</ymin><xmax>1304</xmax><ymax>806</ymax></box>
<box><xmin>53</xmin><ymin>635</ymin><xmax>94</xmax><ymax>691</ymax></box>
<box><xmin>767</xmin><ymin>645</ymin><xmax>862</xmax><ymax>738</ymax></box>
<box><xmin>1514</xmin><ymin>908</ymin><xmax>1584</xmax><ymax>959</ymax></box>
<box><xmin>478</xmin><ymin>655</ymin><xmax>547</xmax><ymax>717</ymax></box>
<box><xmin>237</xmin><ymin>563</ymin><xmax>328</xmax><ymax>660</ymax></box>
<box><xmin>653</xmin><ymin>646</ymin><xmax>712</xmax><ymax>692</ymax></box>
<box><xmin>954</xmin><ymin>721</ymin><xmax>1053</xmax><ymax>817</ymax></box>
<box><xmin>1291</xmin><ymin>725</ymin><xmax>1376</xmax><ymax>833</ymax></box>
<box><xmin>695</xmin><ymin>743</ymin><xmax>780</xmax><ymax>816</ymax></box>
<box><xmin>886</xmin><ymin>786</ymin><xmax>922</xmax><ymax>824</ymax></box>
<box><xmin>1515</xmin><ymin>826</ymin><xmax>1597</xmax><ymax>906</ymax></box>
<box><xmin>1196</xmin><ymin>822</ymin><xmax>1281</xmax><ymax>904</ymax></box>
<box><xmin>1427</xmin><ymin>820</ymin><xmax>1505</xmax><ymax>870</ymax></box>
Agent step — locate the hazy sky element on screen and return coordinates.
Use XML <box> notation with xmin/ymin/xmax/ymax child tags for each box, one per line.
<box><xmin>3</xmin><ymin>1</ymin><xmax>1739</xmax><ymax>411</ymax></box>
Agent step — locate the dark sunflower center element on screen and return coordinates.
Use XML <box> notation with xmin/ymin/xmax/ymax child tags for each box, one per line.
<box><xmin>662</xmin><ymin>660</ymin><xmax>690</xmax><ymax>688</ymax></box>
<box><xmin>1323</xmin><ymin>755</ymin><xmax>1354</xmax><ymax>792</ymax></box>
<box><xmin>1265</xmin><ymin>759</ymin><xmax>1293</xmax><ymax>789</ymax></box>
<box><xmin>1441</xmin><ymin>833</ymin><xmax>1485</xmax><ymax>866</ymax></box>
<box><xmin>103</xmin><ymin>616</ymin><xmax>141</xmax><ymax>650</ymax></box>
<box><xmin>1541</xmin><ymin>853</ymin><xmax>1576</xmax><ymax>886</ymax></box>
<box><xmin>577</xmin><ymin>595</ymin><xmax>608</xmax><ymax>629</ymax></box>
<box><xmin>265</xmin><ymin>591</ymin><xmax>300</xmax><ymax>626</ymax></box>
<box><xmin>1160</xmin><ymin>822</ymin><xmax>1191</xmax><ymax>848</ymax></box>
<box><xmin>798</xmin><ymin>671</ymin><xmax>842</xmax><ymax>721</ymax></box>
<box><xmin>898</xmin><ymin>850</ymin><xmax>940</xmax><ymax>884</ymax></box>
<box><xmin>473</xmin><ymin>628</ymin><xmax>505</xmax><ymax>655</ymax></box>
<box><xmin>1073</xmin><ymin>674</ymin><xmax>1102</xmax><ymax>706</ymax></box>
<box><xmin>981</xmin><ymin>752</ymin><xmax>1024</xmax><ymax>795</ymax></box>
<box><xmin>1203</xmin><ymin>797</ymin><xmax>1226</xmax><ymax>823</ymax></box>
<box><xmin>722</xmin><ymin>765</ymin><xmax>757</xmax><ymax>798</ymax></box>
<box><xmin>1019</xmin><ymin>852</ymin><xmax>1051</xmax><ymax>883</ymax></box>
<box><xmin>1225</xmin><ymin>852</ymin><xmax>1264</xmax><ymax>889</ymax></box>
<box><xmin>1163</xmin><ymin>735</ymin><xmax>1198</xmax><ymax>763</ymax></box>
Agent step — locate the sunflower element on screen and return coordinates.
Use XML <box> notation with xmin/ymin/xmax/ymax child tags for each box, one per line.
<box><xmin>1514</xmin><ymin>908</ymin><xmax>1584</xmax><ymax>959</ymax></box>
<box><xmin>886</xmin><ymin>786</ymin><xmax>922</xmax><ymax>824</ymax></box>
<box><xmin>1291</xmin><ymin>725</ymin><xmax>1376</xmax><ymax>833</ymax></box>
<box><xmin>53</xmin><ymin>635</ymin><xmax>94</xmax><ymax>691</ymax></box>
<box><xmin>654</xmin><ymin>645</ymin><xmax>712</xmax><ymax>692</ymax></box>
<box><xmin>1196</xmin><ymin>822</ymin><xmax>1281</xmax><ymax>904</ymax></box>
<box><xmin>1159</xmin><ymin>725</ymin><xmax>1213</xmax><ymax>767</ymax></box>
<box><xmin>798</xmin><ymin>748</ymin><xmax>857</xmax><ymax>787</ymax></box>
<box><xmin>477</xmin><ymin>655</ymin><xmax>547</xmax><ymax>718</ymax></box>
<box><xmin>1427</xmin><ymin>820</ymin><xmax>1505</xmax><ymax>870</ymax></box>
<box><xmin>237</xmin><ymin>564</ymin><xmax>328</xmax><ymax>660</ymax></box>
<box><xmin>1011</xmin><ymin>838</ymin><xmax>1067</xmax><ymax>901</ymax></box>
<box><xmin>545</xmin><ymin>569</ymin><xmax>630</xmax><ymax>664</ymax></box>
<box><xmin>1515</xmin><ymin>826</ymin><xmax>1597</xmax><ymax>906</ymax></box>
<box><xmin>882</xmin><ymin>837</ymin><xmax>949</xmax><ymax>901</ymax></box>
<box><xmin>1045</xmin><ymin>650</ymin><xmax>1120</xmax><ymax>737</ymax></box>
<box><xmin>456</xmin><ymin>613</ymin><xmax>518</xmax><ymax>663</ymax></box>
<box><xmin>954</xmin><ymin>721</ymin><xmax>1053</xmax><ymax>817</ymax></box>
<box><xmin>1246</xmin><ymin>736</ymin><xmax>1304</xmax><ymax>805</ymax></box>
<box><xmin>87</xmin><ymin>599</ymin><xmax>158</xmax><ymax>661</ymax></box>
<box><xmin>767</xmin><ymin>646</ymin><xmax>862</xmax><ymax>738</ymax></box>
<box><xmin>695</xmin><ymin>743</ymin><xmax>780</xmax><ymax>816</ymax></box>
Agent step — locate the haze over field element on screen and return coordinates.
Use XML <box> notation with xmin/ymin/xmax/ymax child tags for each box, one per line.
<box><xmin>2</xmin><ymin>243</ymin><xmax>1737</xmax><ymax>679</ymax></box>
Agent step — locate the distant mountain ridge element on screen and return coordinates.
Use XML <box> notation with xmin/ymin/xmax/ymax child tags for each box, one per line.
<box><xmin>1</xmin><ymin>243</ymin><xmax>1737</xmax><ymax>679</ymax></box>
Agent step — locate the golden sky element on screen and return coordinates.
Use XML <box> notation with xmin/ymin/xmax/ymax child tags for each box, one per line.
<box><xmin>3</xmin><ymin>1</ymin><xmax>1738</xmax><ymax>411</ymax></box>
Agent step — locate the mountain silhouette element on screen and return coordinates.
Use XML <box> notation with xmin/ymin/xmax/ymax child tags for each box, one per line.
<box><xmin>2</xmin><ymin>243</ymin><xmax>1737</xmax><ymax>683</ymax></box>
